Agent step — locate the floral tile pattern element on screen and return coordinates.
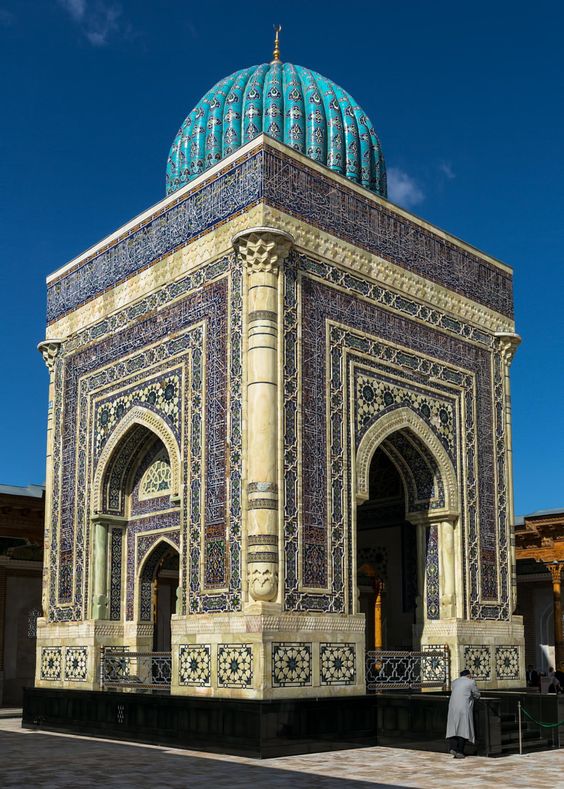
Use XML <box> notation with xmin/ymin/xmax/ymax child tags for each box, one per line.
<box><xmin>179</xmin><ymin>645</ymin><xmax>211</xmax><ymax>687</ymax></box>
<box><xmin>495</xmin><ymin>646</ymin><xmax>520</xmax><ymax>679</ymax></box>
<box><xmin>272</xmin><ymin>643</ymin><xmax>312</xmax><ymax>688</ymax></box>
<box><xmin>217</xmin><ymin>644</ymin><xmax>253</xmax><ymax>688</ymax></box>
<box><xmin>64</xmin><ymin>646</ymin><xmax>88</xmax><ymax>681</ymax></box>
<box><xmin>463</xmin><ymin>646</ymin><xmax>491</xmax><ymax>680</ymax></box>
<box><xmin>40</xmin><ymin>647</ymin><xmax>62</xmax><ymax>680</ymax></box>
<box><xmin>320</xmin><ymin>644</ymin><xmax>356</xmax><ymax>686</ymax></box>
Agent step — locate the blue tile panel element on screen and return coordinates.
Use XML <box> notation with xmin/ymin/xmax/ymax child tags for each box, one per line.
<box><xmin>46</xmin><ymin>146</ymin><xmax>512</xmax><ymax>326</ymax></box>
<box><xmin>48</xmin><ymin>259</ymin><xmax>243</xmax><ymax>621</ymax></box>
<box><xmin>283</xmin><ymin>254</ymin><xmax>510</xmax><ymax>620</ymax></box>
<box><xmin>46</xmin><ymin>151</ymin><xmax>264</xmax><ymax>324</ymax></box>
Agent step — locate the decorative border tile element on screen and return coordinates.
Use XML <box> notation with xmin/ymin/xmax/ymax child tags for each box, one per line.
<box><xmin>463</xmin><ymin>645</ymin><xmax>491</xmax><ymax>680</ymax></box>
<box><xmin>495</xmin><ymin>645</ymin><xmax>520</xmax><ymax>680</ymax></box>
<box><xmin>320</xmin><ymin>643</ymin><xmax>356</xmax><ymax>686</ymax></box>
<box><xmin>265</xmin><ymin>149</ymin><xmax>513</xmax><ymax>317</ymax></box>
<box><xmin>272</xmin><ymin>643</ymin><xmax>312</xmax><ymax>688</ymax></box>
<box><xmin>179</xmin><ymin>645</ymin><xmax>211</xmax><ymax>687</ymax></box>
<box><xmin>217</xmin><ymin>644</ymin><xmax>253</xmax><ymax>688</ymax></box>
<box><xmin>64</xmin><ymin>646</ymin><xmax>88</xmax><ymax>681</ymax></box>
<box><xmin>40</xmin><ymin>647</ymin><xmax>62</xmax><ymax>680</ymax></box>
<box><xmin>47</xmin><ymin>152</ymin><xmax>263</xmax><ymax>323</ymax></box>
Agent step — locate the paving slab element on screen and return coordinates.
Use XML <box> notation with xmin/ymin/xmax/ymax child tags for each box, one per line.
<box><xmin>1</xmin><ymin>718</ymin><xmax>563</xmax><ymax>788</ymax></box>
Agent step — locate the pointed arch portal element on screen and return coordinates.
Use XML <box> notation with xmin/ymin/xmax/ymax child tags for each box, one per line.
<box><xmin>355</xmin><ymin>407</ymin><xmax>460</xmax><ymax>651</ymax></box>
<box><xmin>89</xmin><ymin>406</ymin><xmax>181</xmax><ymax>624</ymax></box>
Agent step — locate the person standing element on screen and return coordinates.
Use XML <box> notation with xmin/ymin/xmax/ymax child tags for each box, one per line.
<box><xmin>526</xmin><ymin>664</ymin><xmax>540</xmax><ymax>688</ymax></box>
<box><xmin>548</xmin><ymin>666</ymin><xmax>561</xmax><ymax>693</ymax></box>
<box><xmin>446</xmin><ymin>669</ymin><xmax>481</xmax><ymax>758</ymax></box>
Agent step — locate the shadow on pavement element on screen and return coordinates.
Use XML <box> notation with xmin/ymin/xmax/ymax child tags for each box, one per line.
<box><xmin>0</xmin><ymin>728</ymin><xmax>411</xmax><ymax>788</ymax></box>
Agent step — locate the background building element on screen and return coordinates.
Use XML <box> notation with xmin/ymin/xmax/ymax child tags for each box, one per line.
<box><xmin>515</xmin><ymin>509</ymin><xmax>564</xmax><ymax>673</ymax></box>
<box><xmin>0</xmin><ymin>484</ymin><xmax>44</xmax><ymax>706</ymax></box>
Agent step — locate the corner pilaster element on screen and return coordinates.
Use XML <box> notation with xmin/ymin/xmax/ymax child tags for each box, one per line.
<box><xmin>37</xmin><ymin>339</ymin><xmax>64</xmax><ymax>616</ymax></box>
<box><xmin>233</xmin><ymin>227</ymin><xmax>293</xmax><ymax>609</ymax></box>
<box><xmin>495</xmin><ymin>331</ymin><xmax>521</xmax><ymax>614</ymax></box>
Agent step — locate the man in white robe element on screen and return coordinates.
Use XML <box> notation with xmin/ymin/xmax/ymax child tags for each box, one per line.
<box><xmin>446</xmin><ymin>669</ymin><xmax>480</xmax><ymax>758</ymax></box>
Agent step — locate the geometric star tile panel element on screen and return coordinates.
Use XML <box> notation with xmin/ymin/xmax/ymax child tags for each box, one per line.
<box><xmin>64</xmin><ymin>646</ymin><xmax>88</xmax><ymax>681</ymax></box>
<box><xmin>320</xmin><ymin>644</ymin><xmax>356</xmax><ymax>685</ymax></box>
<box><xmin>463</xmin><ymin>646</ymin><xmax>492</xmax><ymax>681</ymax></box>
<box><xmin>217</xmin><ymin>644</ymin><xmax>253</xmax><ymax>688</ymax></box>
<box><xmin>272</xmin><ymin>643</ymin><xmax>312</xmax><ymax>688</ymax></box>
<box><xmin>40</xmin><ymin>647</ymin><xmax>62</xmax><ymax>680</ymax></box>
<box><xmin>178</xmin><ymin>645</ymin><xmax>211</xmax><ymax>687</ymax></box>
<box><xmin>94</xmin><ymin>372</ymin><xmax>181</xmax><ymax>458</ymax></box>
<box><xmin>356</xmin><ymin>372</ymin><xmax>455</xmax><ymax>455</ymax></box>
<box><xmin>495</xmin><ymin>646</ymin><xmax>520</xmax><ymax>680</ymax></box>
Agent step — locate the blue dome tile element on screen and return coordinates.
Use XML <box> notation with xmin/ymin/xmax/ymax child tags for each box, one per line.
<box><xmin>166</xmin><ymin>61</ymin><xmax>386</xmax><ymax>198</ymax></box>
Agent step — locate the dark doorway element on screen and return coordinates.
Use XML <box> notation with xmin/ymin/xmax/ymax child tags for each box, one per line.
<box><xmin>357</xmin><ymin>446</ymin><xmax>417</xmax><ymax>652</ymax></box>
<box><xmin>152</xmin><ymin>547</ymin><xmax>179</xmax><ymax>652</ymax></box>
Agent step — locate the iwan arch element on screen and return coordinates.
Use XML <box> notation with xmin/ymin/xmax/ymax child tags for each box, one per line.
<box><xmin>32</xmin><ymin>48</ymin><xmax>524</xmax><ymax>706</ymax></box>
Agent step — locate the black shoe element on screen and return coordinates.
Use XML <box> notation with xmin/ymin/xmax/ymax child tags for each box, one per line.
<box><xmin>448</xmin><ymin>749</ymin><xmax>457</xmax><ymax>756</ymax></box>
<box><xmin>454</xmin><ymin>752</ymin><xmax>466</xmax><ymax>759</ymax></box>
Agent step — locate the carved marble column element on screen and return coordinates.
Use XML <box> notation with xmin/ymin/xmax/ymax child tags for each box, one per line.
<box><xmin>546</xmin><ymin>562</ymin><xmax>564</xmax><ymax>670</ymax></box>
<box><xmin>232</xmin><ymin>227</ymin><xmax>293</xmax><ymax>605</ymax></box>
<box><xmin>495</xmin><ymin>332</ymin><xmax>521</xmax><ymax>614</ymax></box>
<box><xmin>37</xmin><ymin>339</ymin><xmax>64</xmax><ymax>615</ymax></box>
<box><xmin>91</xmin><ymin>515</ymin><xmax>110</xmax><ymax>619</ymax></box>
<box><xmin>439</xmin><ymin>517</ymin><xmax>457</xmax><ymax>619</ymax></box>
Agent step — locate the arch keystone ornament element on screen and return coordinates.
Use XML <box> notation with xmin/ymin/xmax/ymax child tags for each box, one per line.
<box><xmin>233</xmin><ymin>228</ymin><xmax>293</xmax><ymax>605</ymax></box>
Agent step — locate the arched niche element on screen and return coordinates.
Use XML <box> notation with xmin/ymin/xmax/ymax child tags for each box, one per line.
<box><xmin>92</xmin><ymin>406</ymin><xmax>181</xmax><ymax>515</ymax></box>
<box><xmin>355</xmin><ymin>406</ymin><xmax>459</xmax><ymax>519</ymax></box>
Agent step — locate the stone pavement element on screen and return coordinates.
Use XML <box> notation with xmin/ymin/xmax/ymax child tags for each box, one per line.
<box><xmin>1</xmin><ymin>718</ymin><xmax>563</xmax><ymax>788</ymax></box>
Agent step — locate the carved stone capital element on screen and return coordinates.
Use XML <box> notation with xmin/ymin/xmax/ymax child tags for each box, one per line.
<box><xmin>494</xmin><ymin>332</ymin><xmax>521</xmax><ymax>366</ymax></box>
<box><xmin>37</xmin><ymin>339</ymin><xmax>64</xmax><ymax>374</ymax></box>
<box><xmin>547</xmin><ymin>562</ymin><xmax>563</xmax><ymax>584</ymax></box>
<box><xmin>232</xmin><ymin>226</ymin><xmax>294</xmax><ymax>274</ymax></box>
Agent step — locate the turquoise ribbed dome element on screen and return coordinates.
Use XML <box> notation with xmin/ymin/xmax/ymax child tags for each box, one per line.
<box><xmin>166</xmin><ymin>62</ymin><xmax>386</xmax><ymax>197</ymax></box>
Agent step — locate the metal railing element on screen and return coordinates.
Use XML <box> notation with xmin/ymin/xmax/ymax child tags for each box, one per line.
<box><xmin>101</xmin><ymin>649</ymin><xmax>172</xmax><ymax>691</ymax></box>
<box><xmin>366</xmin><ymin>645</ymin><xmax>450</xmax><ymax>691</ymax></box>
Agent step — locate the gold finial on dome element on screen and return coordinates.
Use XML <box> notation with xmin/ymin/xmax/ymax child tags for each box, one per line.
<box><xmin>272</xmin><ymin>24</ymin><xmax>282</xmax><ymax>63</ymax></box>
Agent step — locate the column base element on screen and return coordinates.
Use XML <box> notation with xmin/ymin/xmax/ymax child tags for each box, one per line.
<box><xmin>420</xmin><ymin>616</ymin><xmax>525</xmax><ymax>688</ymax></box>
<box><xmin>34</xmin><ymin>618</ymin><xmax>137</xmax><ymax>691</ymax></box>
<box><xmin>171</xmin><ymin>611</ymin><xmax>366</xmax><ymax>699</ymax></box>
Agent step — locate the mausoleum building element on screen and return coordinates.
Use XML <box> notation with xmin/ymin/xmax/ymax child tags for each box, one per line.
<box><xmin>34</xmin><ymin>43</ymin><xmax>525</xmax><ymax>700</ymax></box>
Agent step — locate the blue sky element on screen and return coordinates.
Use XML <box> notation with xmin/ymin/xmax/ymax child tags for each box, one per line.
<box><xmin>0</xmin><ymin>0</ymin><xmax>562</xmax><ymax>516</ymax></box>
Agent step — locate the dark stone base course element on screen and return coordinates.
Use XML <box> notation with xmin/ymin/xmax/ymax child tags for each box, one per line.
<box><xmin>23</xmin><ymin>688</ymin><xmax>378</xmax><ymax>758</ymax></box>
<box><xmin>22</xmin><ymin>688</ymin><xmax>560</xmax><ymax>759</ymax></box>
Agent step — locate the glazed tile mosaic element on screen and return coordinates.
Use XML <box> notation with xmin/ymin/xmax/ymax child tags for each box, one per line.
<box><xmin>217</xmin><ymin>645</ymin><xmax>253</xmax><ymax>688</ymax></box>
<box><xmin>40</xmin><ymin>648</ymin><xmax>62</xmax><ymax>681</ymax></box>
<box><xmin>64</xmin><ymin>647</ymin><xmax>88</xmax><ymax>681</ymax></box>
<box><xmin>320</xmin><ymin>644</ymin><xmax>356</xmax><ymax>685</ymax></box>
<box><xmin>178</xmin><ymin>645</ymin><xmax>211</xmax><ymax>687</ymax></box>
<box><xmin>464</xmin><ymin>646</ymin><xmax>492</xmax><ymax>681</ymax></box>
<box><xmin>272</xmin><ymin>643</ymin><xmax>312</xmax><ymax>688</ymax></box>
<box><xmin>495</xmin><ymin>646</ymin><xmax>520</xmax><ymax>680</ymax></box>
